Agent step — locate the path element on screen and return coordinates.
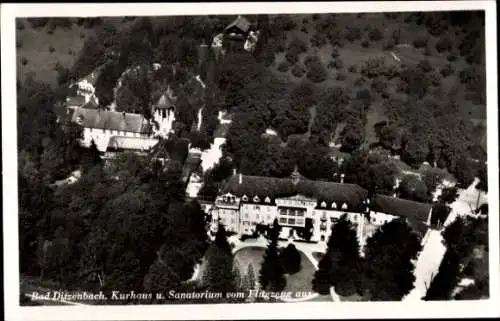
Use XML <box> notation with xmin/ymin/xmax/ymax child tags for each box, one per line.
<box><xmin>403</xmin><ymin>178</ymin><xmax>486</xmax><ymax>301</ymax></box>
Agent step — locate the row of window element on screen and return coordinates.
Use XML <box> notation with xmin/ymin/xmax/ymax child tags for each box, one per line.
<box><xmin>88</xmin><ymin>128</ymin><xmax>142</xmax><ymax>137</ymax></box>
<box><xmin>278</xmin><ymin>216</ymin><xmax>305</xmax><ymax>227</ymax></box>
<box><xmin>278</xmin><ymin>208</ymin><xmax>306</xmax><ymax>217</ymax></box>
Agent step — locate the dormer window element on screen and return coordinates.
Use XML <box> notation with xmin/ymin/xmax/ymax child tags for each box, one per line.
<box><xmin>342</xmin><ymin>203</ymin><xmax>348</xmax><ymax>210</ymax></box>
<box><xmin>253</xmin><ymin>195</ymin><xmax>260</xmax><ymax>203</ymax></box>
<box><xmin>321</xmin><ymin>201</ymin><xmax>327</xmax><ymax>208</ymax></box>
<box><xmin>242</xmin><ymin>195</ymin><xmax>248</xmax><ymax>202</ymax></box>
<box><xmin>332</xmin><ymin>202</ymin><xmax>337</xmax><ymax>209</ymax></box>
<box><xmin>265</xmin><ymin>196</ymin><xmax>271</xmax><ymax>203</ymax></box>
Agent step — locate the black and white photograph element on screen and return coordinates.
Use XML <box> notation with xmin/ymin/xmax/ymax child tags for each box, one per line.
<box><xmin>2</xmin><ymin>1</ymin><xmax>499</xmax><ymax>320</ymax></box>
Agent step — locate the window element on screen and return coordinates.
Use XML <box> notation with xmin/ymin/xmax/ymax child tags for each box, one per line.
<box><xmin>253</xmin><ymin>196</ymin><xmax>260</xmax><ymax>203</ymax></box>
<box><xmin>265</xmin><ymin>196</ymin><xmax>271</xmax><ymax>203</ymax></box>
<box><xmin>279</xmin><ymin>217</ymin><xmax>287</xmax><ymax>224</ymax></box>
<box><xmin>321</xmin><ymin>201</ymin><xmax>327</xmax><ymax>208</ymax></box>
<box><xmin>89</xmin><ymin>128</ymin><xmax>93</xmax><ymax>132</ymax></box>
<box><xmin>242</xmin><ymin>195</ymin><xmax>248</xmax><ymax>202</ymax></box>
<box><xmin>332</xmin><ymin>202</ymin><xmax>337</xmax><ymax>209</ymax></box>
<box><xmin>342</xmin><ymin>203</ymin><xmax>348</xmax><ymax>210</ymax></box>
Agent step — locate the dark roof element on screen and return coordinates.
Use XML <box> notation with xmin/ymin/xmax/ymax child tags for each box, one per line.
<box><xmin>220</xmin><ymin>175</ymin><xmax>369</xmax><ymax>210</ymax></box>
<box><xmin>371</xmin><ymin>195</ymin><xmax>432</xmax><ymax>235</ymax></box>
<box><xmin>225</xmin><ymin>15</ymin><xmax>251</xmax><ymax>33</ymax></box>
<box><xmin>81</xmin><ymin>96</ymin><xmax>99</xmax><ymax>109</ymax></box>
<box><xmin>149</xmin><ymin>139</ymin><xmax>172</xmax><ymax>160</ymax></box>
<box><xmin>156</xmin><ymin>87</ymin><xmax>177</xmax><ymax>109</ymax></box>
<box><xmin>71</xmin><ymin>108</ymin><xmax>151</xmax><ymax>134</ymax></box>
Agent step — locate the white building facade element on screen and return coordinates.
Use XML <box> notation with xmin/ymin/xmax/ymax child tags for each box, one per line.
<box><xmin>209</xmin><ymin>174</ymin><xmax>434</xmax><ymax>246</ymax></box>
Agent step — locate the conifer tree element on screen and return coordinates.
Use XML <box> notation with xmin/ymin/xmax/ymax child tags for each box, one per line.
<box><xmin>363</xmin><ymin>218</ymin><xmax>422</xmax><ymax>300</ymax></box>
<box><xmin>203</xmin><ymin>223</ymin><xmax>237</xmax><ymax>294</ymax></box>
<box><xmin>312</xmin><ymin>215</ymin><xmax>362</xmax><ymax>296</ymax></box>
<box><xmin>259</xmin><ymin>219</ymin><xmax>286</xmax><ymax>291</ymax></box>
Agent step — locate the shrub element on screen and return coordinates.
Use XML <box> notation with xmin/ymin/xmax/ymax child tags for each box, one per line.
<box><xmin>417</xmin><ymin>59</ymin><xmax>433</xmax><ymax>73</ymax></box>
<box><xmin>384</xmin><ymin>38</ymin><xmax>395</xmax><ymax>50</ymax></box>
<box><xmin>288</xmin><ymin>37</ymin><xmax>308</xmax><ymax>53</ymax></box>
<box><xmin>361</xmin><ymin>40</ymin><xmax>370</xmax><ymax>48</ymax></box>
<box><xmin>306</xmin><ymin>60</ymin><xmax>328</xmax><ymax>83</ymax></box>
<box><xmin>427</xmin><ymin>70</ymin><xmax>442</xmax><ymax>87</ymax></box>
<box><xmin>27</xmin><ymin>18</ymin><xmax>49</xmax><ymax>29</ymax></box>
<box><xmin>354</xmin><ymin>77</ymin><xmax>365</xmax><ymax>87</ymax></box>
<box><xmin>80</xmin><ymin>32</ymin><xmax>85</xmax><ymax>39</ymax></box>
<box><xmin>360</xmin><ymin>57</ymin><xmax>388</xmax><ymax>78</ymax></box>
<box><xmin>310</xmin><ymin>32</ymin><xmax>327</xmax><ymax>47</ymax></box>
<box><xmin>331</xmin><ymin>47</ymin><xmax>340</xmax><ymax>58</ymax></box>
<box><xmin>336</xmin><ymin>72</ymin><xmax>346</xmax><ymax>81</ymax></box>
<box><xmin>21</xmin><ymin>57</ymin><xmax>28</xmax><ymax>65</ymax></box>
<box><xmin>304</xmin><ymin>55</ymin><xmax>320</xmax><ymax>69</ymax></box>
<box><xmin>345</xmin><ymin>27</ymin><xmax>362</xmax><ymax>42</ymax></box>
<box><xmin>440</xmin><ymin>63</ymin><xmax>455</xmax><ymax>77</ymax></box>
<box><xmin>424</xmin><ymin>44</ymin><xmax>432</xmax><ymax>56</ymax></box>
<box><xmin>327</xmin><ymin>61</ymin><xmax>335</xmax><ymax>69</ymax></box>
<box><xmin>48</xmin><ymin>46</ymin><xmax>55</xmax><ymax>53</ymax></box>
<box><xmin>292</xmin><ymin>64</ymin><xmax>306</xmax><ymax>78</ymax></box>
<box><xmin>392</xmin><ymin>28</ymin><xmax>401</xmax><ymax>44</ymax></box>
<box><xmin>447</xmin><ymin>53</ymin><xmax>458</xmax><ymax>62</ymax></box>
<box><xmin>302</xmin><ymin>18</ymin><xmax>309</xmax><ymax>25</ymax></box>
<box><xmin>312</xmin><ymin>14</ymin><xmax>320</xmax><ymax>21</ymax></box>
<box><xmin>333</xmin><ymin>58</ymin><xmax>344</xmax><ymax>69</ymax></box>
<box><xmin>278</xmin><ymin>61</ymin><xmax>290</xmax><ymax>72</ymax></box>
<box><xmin>348</xmin><ymin>65</ymin><xmax>357</xmax><ymax>73</ymax></box>
<box><xmin>301</xmin><ymin>26</ymin><xmax>308</xmax><ymax>34</ymax></box>
<box><xmin>371</xmin><ymin>77</ymin><xmax>388</xmax><ymax>93</ymax></box>
<box><xmin>369</xmin><ymin>28</ymin><xmax>384</xmax><ymax>42</ymax></box>
<box><xmin>16</xmin><ymin>20</ymin><xmax>25</xmax><ymax>30</ymax></box>
<box><xmin>381</xmin><ymin>91</ymin><xmax>390</xmax><ymax>99</ymax></box>
<box><xmin>16</xmin><ymin>40</ymin><xmax>23</xmax><ymax>49</ymax></box>
<box><xmin>280</xmin><ymin>244</ymin><xmax>302</xmax><ymax>274</ymax></box>
<box><xmin>285</xmin><ymin>50</ymin><xmax>300</xmax><ymax>64</ymax></box>
<box><xmin>413</xmin><ymin>36</ymin><xmax>428</xmax><ymax>48</ymax></box>
<box><xmin>435</xmin><ymin>36</ymin><xmax>453</xmax><ymax>53</ymax></box>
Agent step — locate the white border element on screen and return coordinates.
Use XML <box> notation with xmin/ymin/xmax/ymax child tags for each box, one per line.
<box><xmin>2</xmin><ymin>1</ymin><xmax>498</xmax><ymax>320</ymax></box>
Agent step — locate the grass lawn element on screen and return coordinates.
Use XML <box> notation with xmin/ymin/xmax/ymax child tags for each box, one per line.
<box><xmin>283</xmin><ymin>252</ymin><xmax>316</xmax><ymax>295</ymax></box>
<box><xmin>16</xmin><ymin>20</ymin><xmax>93</xmax><ymax>86</ymax></box>
<box><xmin>234</xmin><ymin>246</ymin><xmax>317</xmax><ymax>297</ymax></box>
<box><xmin>16</xmin><ymin>17</ymin><xmax>136</xmax><ymax>86</ymax></box>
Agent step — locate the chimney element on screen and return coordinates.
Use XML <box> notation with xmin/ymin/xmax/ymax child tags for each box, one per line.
<box><xmin>233</xmin><ymin>168</ymin><xmax>237</xmax><ymax>176</ymax></box>
<box><xmin>340</xmin><ymin>173</ymin><xmax>345</xmax><ymax>184</ymax></box>
<box><xmin>239</xmin><ymin>173</ymin><xmax>242</xmax><ymax>185</ymax></box>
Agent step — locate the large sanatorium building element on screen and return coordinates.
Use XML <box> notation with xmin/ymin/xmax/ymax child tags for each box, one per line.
<box><xmin>209</xmin><ymin>172</ymin><xmax>437</xmax><ymax>246</ymax></box>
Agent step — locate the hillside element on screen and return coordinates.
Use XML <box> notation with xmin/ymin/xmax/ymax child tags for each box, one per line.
<box><xmin>265</xmin><ymin>13</ymin><xmax>486</xmax><ymax>146</ymax></box>
<box><xmin>16</xmin><ymin>17</ymin><xmax>136</xmax><ymax>86</ymax></box>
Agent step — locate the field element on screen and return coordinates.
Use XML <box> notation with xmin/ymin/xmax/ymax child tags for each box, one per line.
<box><xmin>15</xmin><ymin>18</ymin><xmax>134</xmax><ymax>86</ymax></box>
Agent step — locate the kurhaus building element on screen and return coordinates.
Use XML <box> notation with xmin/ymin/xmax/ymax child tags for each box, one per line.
<box><xmin>210</xmin><ymin>171</ymin><xmax>435</xmax><ymax>245</ymax></box>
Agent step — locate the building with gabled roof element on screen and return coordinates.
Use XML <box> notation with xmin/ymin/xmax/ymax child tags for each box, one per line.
<box><xmin>210</xmin><ymin>171</ymin><xmax>435</xmax><ymax>244</ymax></box>
<box><xmin>224</xmin><ymin>15</ymin><xmax>252</xmax><ymax>37</ymax></box>
<box><xmin>69</xmin><ymin>107</ymin><xmax>156</xmax><ymax>152</ymax></box>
